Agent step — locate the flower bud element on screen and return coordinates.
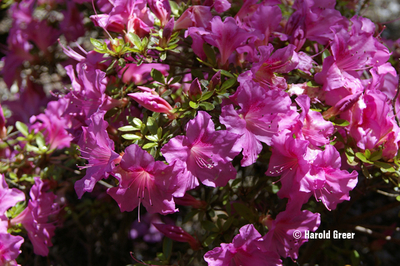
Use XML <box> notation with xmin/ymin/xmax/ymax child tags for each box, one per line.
<box><xmin>323</xmin><ymin>92</ymin><xmax>362</xmax><ymax>119</ymax></box>
<box><xmin>148</xmin><ymin>0</ymin><xmax>171</xmax><ymax>27</ymax></box>
<box><xmin>174</xmin><ymin>193</ymin><xmax>207</xmax><ymax>209</ymax></box>
<box><xmin>188</xmin><ymin>78</ymin><xmax>202</xmax><ymax>101</ymax></box>
<box><xmin>159</xmin><ymin>18</ymin><xmax>175</xmax><ymax>48</ymax></box>
<box><xmin>153</xmin><ymin>223</ymin><xmax>201</xmax><ymax>250</ymax></box>
<box><xmin>209</xmin><ymin>71</ymin><xmax>221</xmax><ymax>90</ymax></box>
<box><xmin>128</xmin><ymin>92</ymin><xmax>175</xmax><ymax>119</ymax></box>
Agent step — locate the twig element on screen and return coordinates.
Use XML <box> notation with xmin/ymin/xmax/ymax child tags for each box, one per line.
<box><xmin>376</xmin><ymin>189</ymin><xmax>400</xmax><ymax>197</ymax></box>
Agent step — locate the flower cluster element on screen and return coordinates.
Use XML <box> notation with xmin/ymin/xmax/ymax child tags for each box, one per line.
<box><xmin>1</xmin><ymin>0</ymin><xmax>400</xmax><ymax>264</ymax></box>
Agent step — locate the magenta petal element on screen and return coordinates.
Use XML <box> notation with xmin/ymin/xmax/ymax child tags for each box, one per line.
<box><xmin>0</xmin><ymin>174</ymin><xmax>25</xmax><ymax>215</ymax></box>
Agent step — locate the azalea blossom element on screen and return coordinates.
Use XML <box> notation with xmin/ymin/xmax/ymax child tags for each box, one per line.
<box><xmin>204</xmin><ymin>224</ymin><xmax>282</xmax><ymax>266</ymax></box>
<box><xmin>262</xmin><ymin>199</ymin><xmax>320</xmax><ymax>259</ymax></box>
<box><xmin>161</xmin><ymin>111</ymin><xmax>240</xmax><ymax>189</ymax></box>
<box><xmin>75</xmin><ymin>112</ymin><xmax>121</xmax><ymax>198</ymax></box>
<box><xmin>0</xmin><ymin>174</ymin><xmax>25</xmax><ymax>216</ymax></box>
<box><xmin>302</xmin><ymin>145</ymin><xmax>358</xmax><ymax>210</ymax></box>
<box><xmin>107</xmin><ymin>144</ymin><xmax>185</xmax><ymax>216</ymax></box>
<box><xmin>11</xmin><ymin>177</ymin><xmax>59</xmax><ymax>256</ymax></box>
<box><xmin>265</xmin><ymin>130</ymin><xmax>310</xmax><ymax>199</ymax></box>
<box><xmin>220</xmin><ymin>79</ymin><xmax>291</xmax><ymax>166</ymax></box>
<box><xmin>0</xmin><ymin>232</ymin><xmax>24</xmax><ymax>266</ymax></box>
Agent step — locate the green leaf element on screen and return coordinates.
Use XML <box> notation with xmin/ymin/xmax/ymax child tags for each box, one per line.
<box><xmin>199</xmin><ymin>102</ymin><xmax>214</xmax><ymax>111</ymax></box>
<box><xmin>351</xmin><ymin>250</ymin><xmax>360</xmax><ymax>266</ymax></box>
<box><xmin>232</xmin><ymin>203</ymin><xmax>254</xmax><ymax>221</ymax></box>
<box><xmin>132</xmin><ymin>118</ymin><xmax>143</xmax><ymax>127</ymax></box>
<box><xmin>189</xmin><ymin>101</ymin><xmax>199</xmax><ymax>109</ymax></box>
<box><xmin>200</xmin><ymin>91</ymin><xmax>214</xmax><ymax>101</ymax></box>
<box><xmin>90</xmin><ymin>38</ymin><xmax>104</xmax><ymax>50</ymax></box>
<box><xmin>35</xmin><ymin>132</ymin><xmax>46</xmax><ymax>149</ymax></box>
<box><xmin>332</xmin><ymin>118</ymin><xmax>350</xmax><ymax>126</ymax></box>
<box><xmin>155</xmin><ymin>46</ymin><xmax>165</xmax><ymax>52</ymax></box>
<box><xmin>15</xmin><ymin>121</ymin><xmax>29</xmax><ymax>137</ymax></box>
<box><xmin>196</xmin><ymin>57</ymin><xmax>214</xmax><ymax>68</ymax></box>
<box><xmin>220</xmin><ymin>78</ymin><xmax>237</xmax><ymax>91</ymax></box>
<box><xmin>118</xmin><ymin>125</ymin><xmax>139</xmax><ymax>132</ymax></box>
<box><xmin>183</xmin><ymin>210</ymin><xmax>199</xmax><ymax>224</ymax></box>
<box><xmin>122</xmin><ymin>134</ymin><xmax>141</xmax><ymax>140</ymax></box>
<box><xmin>151</xmin><ymin>68</ymin><xmax>165</xmax><ymax>84</ymax></box>
<box><xmin>162</xmin><ymin>237</ymin><xmax>173</xmax><ymax>261</ymax></box>
<box><xmin>169</xmin><ymin>0</ymin><xmax>180</xmax><ymax>16</ymax></box>
<box><xmin>374</xmin><ymin>161</ymin><xmax>396</xmax><ymax>172</ymax></box>
<box><xmin>322</xmin><ymin>49</ymin><xmax>331</xmax><ymax>61</ymax></box>
<box><xmin>221</xmin><ymin>216</ymin><xmax>234</xmax><ymax>232</ymax></box>
<box><xmin>166</xmin><ymin>43</ymin><xmax>179</xmax><ymax>50</ymax></box>
<box><xmin>203</xmin><ymin>43</ymin><xmax>216</xmax><ymax>65</ymax></box>
<box><xmin>143</xmin><ymin>142</ymin><xmax>158</xmax><ymax>149</ymax></box>
<box><xmin>364</xmin><ymin>149</ymin><xmax>371</xmax><ymax>159</ymax></box>
<box><xmin>370</xmin><ymin>149</ymin><xmax>382</xmax><ymax>161</ymax></box>
<box><xmin>271</xmin><ymin>183</ymin><xmax>280</xmax><ymax>194</ymax></box>
<box><xmin>213</xmin><ymin>69</ymin><xmax>234</xmax><ymax>78</ymax></box>
<box><xmin>168</xmin><ymin>76</ymin><xmax>182</xmax><ymax>85</ymax></box>
<box><xmin>191</xmin><ymin>69</ymin><xmax>205</xmax><ymax>79</ymax></box>
<box><xmin>141</xmin><ymin>36</ymin><xmax>149</xmax><ymax>48</ymax></box>
<box><xmin>26</xmin><ymin>143</ymin><xmax>40</xmax><ymax>153</ymax></box>
<box><xmin>145</xmin><ymin>135</ymin><xmax>159</xmax><ymax>142</ymax></box>
<box><xmin>201</xmin><ymin>220</ymin><xmax>218</xmax><ymax>232</ymax></box>
<box><xmin>355</xmin><ymin>152</ymin><xmax>373</xmax><ymax>164</ymax></box>
<box><xmin>6</xmin><ymin>201</ymin><xmax>26</xmax><ymax>219</ymax></box>
<box><xmin>203</xmin><ymin>233</ymin><xmax>219</xmax><ymax>247</ymax></box>
<box><xmin>146</xmin><ymin>117</ymin><xmax>158</xmax><ymax>135</ymax></box>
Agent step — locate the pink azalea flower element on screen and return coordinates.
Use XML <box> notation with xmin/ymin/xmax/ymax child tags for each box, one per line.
<box><xmin>285</xmin><ymin>0</ymin><xmax>346</xmax><ymax>49</ymax></box>
<box><xmin>90</xmin><ymin>0</ymin><xmax>154</xmax><ymax>34</ymax></box>
<box><xmin>186</xmin><ymin>27</ymin><xmax>210</xmax><ymax>60</ymax></box>
<box><xmin>344</xmin><ymin>91</ymin><xmax>400</xmax><ymax>159</ymax></box>
<box><xmin>148</xmin><ymin>0</ymin><xmax>171</xmax><ymax>27</ymax></box>
<box><xmin>262</xmin><ymin>199</ymin><xmax>320</xmax><ymax>259</ymax></box>
<box><xmin>295</xmin><ymin>95</ymin><xmax>334</xmax><ymax>147</ymax></box>
<box><xmin>266</xmin><ymin>130</ymin><xmax>310</xmax><ymax>199</ymax></box>
<box><xmin>239</xmin><ymin>3</ymin><xmax>282</xmax><ymax>46</ymax></box>
<box><xmin>0</xmin><ymin>174</ymin><xmax>24</xmax><ymax>265</ymax></box>
<box><xmin>315</xmin><ymin>16</ymin><xmax>390</xmax><ymax>94</ymax></box>
<box><xmin>30</xmin><ymin>99</ymin><xmax>73</xmax><ymax>150</ymax></box>
<box><xmin>60</xmin><ymin>1</ymin><xmax>86</xmax><ymax>42</ymax></box>
<box><xmin>0</xmin><ymin>174</ymin><xmax>25</xmax><ymax>216</ymax></box>
<box><xmin>161</xmin><ymin>111</ymin><xmax>240</xmax><ymax>189</ymax></box>
<box><xmin>0</xmin><ymin>232</ymin><xmax>24</xmax><ymax>266</ymax></box>
<box><xmin>107</xmin><ymin>144</ymin><xmax>186</xmax><ymax>215</ymax></box>
<box><xmin>1</xmin><ymin>78</ymin><xmax>50</xmax><ymax>127</ymax></box>
<box><xmin>64</xmin><ymin>63</ymin><xmax>120</xmax><ymax>130</ymax></box>
<box><xmin>11</xmin><ymin>177</ymin><xmax>59</xmax><ymax>256</ymax></box>
<box><xmin>120</xmin><ymin>63</ymin><xmax>169</xmax><ymax>84</ymax></box>
<box><xmin>302</xmin><ymin>145</ymin><xmax>358</xmax><ymax>210</ymax></box>
<box><xmin>2</xmin><ymin>29</ymin><xmax>34</xmax><ymax>88</ymax></box>
<box><xmin>213</xmin><ymin>0</ymin><xmax>231</xmax><ymax>13</ymax></box>
<box><xmin>174</xmin><ymin>6</ymin><xmax>212</xmax><ymax>30</ymax></box>
<box><xmin>220</xmin><ymin>80</ymin><xmax>291</xmax><ymax>166</ymax></box>
<box><xmin>251</xmin><ymin>44</ymin><xmax>299</xmax><ymax>90</ymax></box>
<box><xmin>204</xmin><ymin>224</ymin><xmax>282</xmax><ymax>266</ymax></box>
<box><xmin>203</xmin><ymin>16</ymin><xmax>257</xmax><ymax>66</ymax></box>
<box><xmin>75</xmin><ymin>112</ymin><xmax>121</xmax><ymax>198</ymax></box>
